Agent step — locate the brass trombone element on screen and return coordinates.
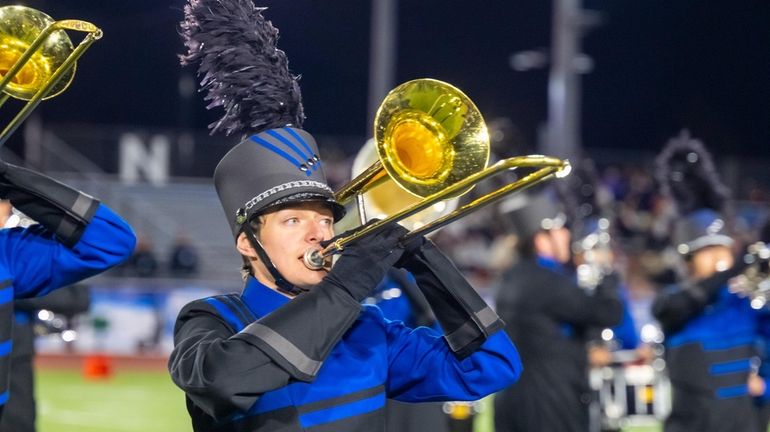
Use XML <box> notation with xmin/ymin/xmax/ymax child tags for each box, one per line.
<box><xmin>346</xmin><ymin>137</ymin><xmax>460</xmax><ymax>232</ymax></box>
<box><xmin>304</xmin><ymin>79</ymin><xmax>571</xmax><ymax>269</ymax></box>
<box><xmin>0</xmin><ymin>5</ymin><xmax>103</xmax><ymax>147</ymax></box>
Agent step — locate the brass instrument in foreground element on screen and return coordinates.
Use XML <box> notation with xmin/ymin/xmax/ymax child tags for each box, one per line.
<box><xmin>0</xmin><ymin>5</ymin><xmax>102</xmax><ymax>147</ymax></box>
<box><xmin>347</xmin><ymin>137</ymin><xmax>460</xmax><ymax>232</ymax></box>
<box><xmin>304</xmin><ymin>79</ymin><xmax>571</xmax><ymax>269</ymax></box>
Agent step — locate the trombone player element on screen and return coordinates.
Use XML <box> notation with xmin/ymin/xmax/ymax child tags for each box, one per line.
<box><xmin>0</xmin><ymin>5</ymin><xmax>136</xmax><ymax>424</ymax></box>
<box><xmin>169</xmin><ymin>1</ymin><xmax>527</xmax><ymax>431</ymax></box>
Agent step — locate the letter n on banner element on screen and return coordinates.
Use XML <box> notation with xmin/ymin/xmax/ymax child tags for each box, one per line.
<box><xmin>119</xmin><ymin>133</ymin><xmax>169</xmax><ymax>185</ymax></box>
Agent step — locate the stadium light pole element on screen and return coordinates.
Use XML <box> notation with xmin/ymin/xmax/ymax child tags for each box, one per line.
<box><xmin>546</xmin><ymin>0</ymin><xmax>581</xmax><ymax>161</ymax></box>
<box><xmin>544</xmin><ymin>0</ymin><xmax>601</xmax><ymax>161</ymax></box>
<box><xmin>367</xmin><ymin>0</ymin><xmax>398</xmax><ymax>136</ymax></box>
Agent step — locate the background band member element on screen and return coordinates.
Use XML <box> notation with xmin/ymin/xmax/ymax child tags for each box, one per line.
<box><xmin>0</xmin><ymin>284</ymin><xmax>90</xmax><ymax>432</ymax></box>
<box><xmin>0</xmin><ymin>161</ymin><xmax>136</xmax><ymax>419</ymax></box>
<box><xmin>169</xmin><ymin>1</ymin><xmax>522</xmax><ymax>431</ymax></box>
<box><xmin>651</xmin><ymin>131</ymin><xmax>768</xmax><ymax>432</ymax></box>
<box><xmin>494</xmin><ymin>190</ymin><xmax>622</xmax><ymax>432</ymax></box>
<box><xmin>751</xmin><ymin>219</ymin><xmax>770</xmax><ymax>431</ymax></box>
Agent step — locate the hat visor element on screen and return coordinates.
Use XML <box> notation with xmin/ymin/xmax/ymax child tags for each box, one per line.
<box><xmin>680</xmin><ymin>234</ymin><xmax>734</xmax><ymax>255</ymax></box>
<box><xmin>260</xmin><ymin>192</ymin><xmax>347</xmax><ymax>222</ymax></box>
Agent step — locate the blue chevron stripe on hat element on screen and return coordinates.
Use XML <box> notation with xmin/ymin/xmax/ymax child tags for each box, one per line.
<box><xmin>214</xmin><ymin>127</ymin><xmax>345</xmax><ymax>237</ymax></box>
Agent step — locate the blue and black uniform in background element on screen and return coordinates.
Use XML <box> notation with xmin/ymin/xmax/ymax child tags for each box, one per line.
<box><xmin>653</xmin><ymin>264</ymin><xmax>769</xmax><ymax>432</ymax></box>
<box><xmin>0</xmin><ymin>161</ymin><xmax>136</xmax><ymax>419</ymax></box>
<box><xmin>0</xmin><ymin>285</ymin><xmax>91</xmax><ymax>432</ymax></box>
<box><xmin>494</xmin><ymin>256</ymin><xmax>622</xmax><ymax>432</ymax></box>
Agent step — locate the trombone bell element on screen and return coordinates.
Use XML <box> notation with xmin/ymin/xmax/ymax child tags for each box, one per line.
<box><xmin>351</xmin><ymin>138</ymin><xmax>458</xmax><ymax>232</ymax></box>
<box><xmin>0</xmin><ymin>5</ymin><xmax>102</xmax><ymax>147</ymax></box>
<box><xmin>0</xmin><ymin>6</ymin><xmax>75</xmax><ymax>100</ymax></box>
<box><xmin>375</xmin><ymin>79</ymin><xmax>490</xmax><ymax>199</ymax></box>
<box><xmin>303</xmin><ymin>78</ymin><xmax>571</xmax><ymax>270</ymax></box>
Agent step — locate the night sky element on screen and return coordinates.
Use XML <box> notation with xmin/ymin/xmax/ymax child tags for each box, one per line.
<box><xmin>7</xmin><ymin>0</ymin><xmax>770</xmax><ymax>159</ymax></box>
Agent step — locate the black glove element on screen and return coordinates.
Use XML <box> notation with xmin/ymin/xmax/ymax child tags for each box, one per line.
<box><xmin>0</xmin><ymin>161</ymin><xmax>99</xmax><ymax>248</ymax></box>
<box><xmin>686</xmin><ymin>256</ymin><xmax>750</xmax><ymax>305</ymax></box>
<box><xmin>395</xmin><ymin>234</ymin><xmax>504</xmax><ymax>359</ymax></box>
<box><xmin>323</xmin><ymin>222</ymin><xmax>407</xmax><ymax>302</ymax></box>
<box><xmin>231</xmin><ymin>223</ymin><xmax>407</xmax><ymax>382</ymax></box>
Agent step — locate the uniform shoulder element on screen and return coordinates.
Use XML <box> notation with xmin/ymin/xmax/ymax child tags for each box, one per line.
<box><xmin>502</xmin><ymin>259</ymin><xmax>555</xmax><ymax>283</ymax></box>
<box><xmin>178</xmin><ymin>293</ymin><xmax>239</xmax><ymax>315</ymax></box>
<box><xmin>175</xmin><ymin>293</ymin><xmax>245</xmax><ymax>333</ymax></box>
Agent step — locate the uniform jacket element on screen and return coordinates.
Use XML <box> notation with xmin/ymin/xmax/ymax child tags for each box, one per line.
<box><xmin>0</xmin><ymin>204</ymin><xmax>135</xmax><ymax>411</ymax></box>
<box><xmin>170</xmin><ymin>276</ymin><xmax>522</xmax><ymax>432</ymax></box>
<box><xmin>493</xmin><ymin>257</ymin><xmax>622</xmax><ymax>432</ymax></box>
<box><xmin>368</xmin><ymin>270</ymin><xmax>447</xmax><ymax>432</ymax></box>
<box><xmin>655</xmin><ymin>283</ymin><xmax>770</xmax><ymax>432</ymax></box>
<box><xmin>1</xmin><ymin>285</ymin><xmax>91</xmax><ymax>432</ymax></box>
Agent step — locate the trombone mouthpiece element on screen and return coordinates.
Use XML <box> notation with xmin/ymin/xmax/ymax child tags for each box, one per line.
<box><xmin>303</xmin><ymin>249</ymin><xmax>326</xmax><ymax>270</ymax></box>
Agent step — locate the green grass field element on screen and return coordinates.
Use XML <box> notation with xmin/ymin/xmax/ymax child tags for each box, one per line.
<box><xmin>36</xmin><ymin>368</ymin><xmax>662</xmax><ymax>432</ymax></box>
<box><xmin>37</xmin><ymin>369</ymin><xmax>190</xmax><ymax>432</ymax></box>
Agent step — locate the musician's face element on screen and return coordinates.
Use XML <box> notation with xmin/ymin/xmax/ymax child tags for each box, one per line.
<box><xmin>689</xmin><ymin>245</ymin><xmax>734</xmax><ymax>280</ymax></box>
<box><xmin>237</xmin><ymin>201</ymin><xmax>335</xmax><ymax>293</ymax></box>
<box><xmin>535</xmin><ymin>227</ymin><xmax>572</xmax><ymax>264</ymax></box>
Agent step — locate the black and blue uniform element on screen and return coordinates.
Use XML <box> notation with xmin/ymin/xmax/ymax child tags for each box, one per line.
<box><xmin>366</xmin><ymin>269</ymin><xmax>448</xmax><ymax>432</ymax></box>
<box><xmin>0</xmin><ymin>204</ymin><xmax>135</xmax><ymax>412</ymax></box>
<box><xmin>494</xmin><ymin>256</ymin><xmax>622</xmax><ymax>432</ymax></box>
<box><xmin>654</xmin><ymin>275</ymin><xmax>770</xmax><ymax>432</ymax></box>
<box><xmin>170</xmin><ymin>276</ymin><xmax>522</xmax><ymax>432</ymax></box>
<box><xmin>1</xmin><ymin>285</ymin><xmax>91</xmax><ymax>432</ymax></box>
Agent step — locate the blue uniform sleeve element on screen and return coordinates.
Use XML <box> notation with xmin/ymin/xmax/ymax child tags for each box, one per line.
<box><xmin>1</xmin><ymin>204</ymin><xmax>135</xmax><ymax>298</ymax></box>
<box><xmin>381</xmin><ymin>310</ymin><xmax>522</xmax><ymax>402</ymax></box>
<box><xmin>612</xmin><ymin>287</ymin><xmax>640</xmax><ymax>349</ymax></box>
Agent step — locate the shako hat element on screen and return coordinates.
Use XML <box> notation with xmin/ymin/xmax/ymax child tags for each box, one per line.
<box><xmin>499</xmin><ymin>190</ymin><xmax>567</xmax><ymax>240</ymax></box>
<box><xmin>672</xmin><ymin>208</ymin><xmax>733</xmax><ymax>255</ymax></box>
<box><xmin>214</xmin><ymin>127</ymin><xmax>345</xmax><ymax>236</ymax></box>
<box><xmin>180</xmin><ymin>0</ymin><xmax>344</xmax><ymax>237</ymax></box>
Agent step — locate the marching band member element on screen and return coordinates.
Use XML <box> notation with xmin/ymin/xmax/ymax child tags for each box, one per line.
<box><xmin>493</xmin><ymin>190</ymin><xmax>622</xmax><ymax>432</ymax></box>
<box><xmin>651</xmin><ymin>131</ymin><xmax>769</xmax><ymax>432</ymax></box>
<box><xmin>168</xmin><ymin>2</ymin><xmax>522</xmax><ymax>430</ymax></box>
<box><xmin>0</xmin><ymin>163</ymin><xmax>136</xmax><ymax>419</ymax></box>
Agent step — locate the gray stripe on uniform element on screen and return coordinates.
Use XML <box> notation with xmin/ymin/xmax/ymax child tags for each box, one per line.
<box><xmin>476</xmin><ymin>306</ymin><xmax>500</xmax><ymax>329</ymax></box>
<box><xmin>71</xmin><ymin>193</ymin><xmax>93</xmax><ymax>218</ymax></box>
<box><xmin>241</xmin><ymin>322</ymin><xmax>322</xmax><ymax>377</ymax></box>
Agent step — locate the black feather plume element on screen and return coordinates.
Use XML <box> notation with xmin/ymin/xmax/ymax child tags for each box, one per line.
<box><xmin>654</xmin><ymin>130</ymin><xmax>730</xmax><ymax>215</ymax></box>
<box><xmin>180</xmin><ymin>0</ymin><xmax>304</xmax><ymax>136</ymax></box>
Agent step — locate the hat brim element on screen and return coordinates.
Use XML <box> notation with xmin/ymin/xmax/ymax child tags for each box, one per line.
<box><xmin>678</xmin><ymin>234</ymin><xmax>734</xmax><ymax>255</ymax></box>
<box><xmin>258</xmin><ymin>192</ymin><xmax>346</xmax><ymax>222</ymax></box>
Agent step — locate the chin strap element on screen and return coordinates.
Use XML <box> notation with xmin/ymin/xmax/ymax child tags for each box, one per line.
<box><xmin>242</xmin><ymin>222</ymin><xmax>307</xmax><ymax>296</ymax></box>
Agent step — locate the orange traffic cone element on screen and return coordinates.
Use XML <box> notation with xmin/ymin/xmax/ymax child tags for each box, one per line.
<box><xmin>83</xmin><ymin>353</ymin><xmax>112</xmax><ymax>380</ymax></box>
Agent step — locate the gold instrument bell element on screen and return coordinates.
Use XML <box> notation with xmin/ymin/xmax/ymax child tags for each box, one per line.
<box><xmin>0</xmin><ymin>5</ymin><xmax>102</xmax><ymax>146</ymax></box>
<box><xmin>345</xmin><ymin>136</ymin><xmax>460</xmax><ymax>232</ymax></box>
<box><xmin>304</xmin><ymin>78</ymin><xmax>571</xmax><ymax>270</ymax></box>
